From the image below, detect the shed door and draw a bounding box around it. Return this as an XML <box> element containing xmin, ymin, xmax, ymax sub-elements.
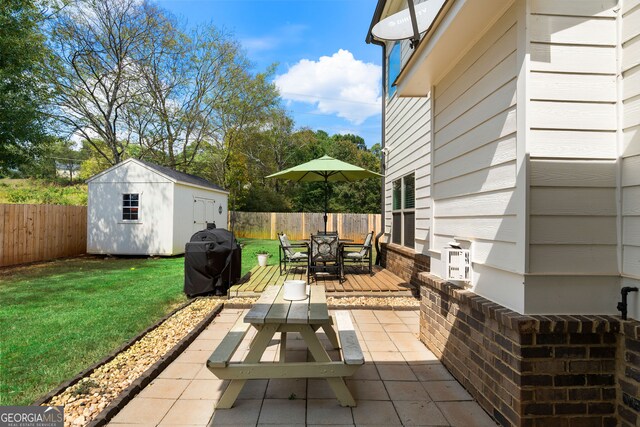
<box><xmin>193</xmin><ymin>198</ymin><xmax>216</xmax><ymax>233</ymax></box>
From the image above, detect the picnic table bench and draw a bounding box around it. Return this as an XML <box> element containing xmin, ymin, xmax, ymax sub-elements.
<box><xmin>207</xmin><ymin>284</ymin><xmax>364</xmax><ymax>408</ymax></box>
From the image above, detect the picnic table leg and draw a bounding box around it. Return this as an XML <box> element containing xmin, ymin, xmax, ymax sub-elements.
<box><xmin>279</xmin><ymin>332</ymin><xmax>287</xmax><ymax>362</ymax></box>
<box><xmin>299</xmin><ymin>325</ymin><xmax>356</xmax><ymax>407</ymax></box>
<box><xmin>216</xmin><ymin>323</ymin><xmax>278</xmax><ymax>409</ymax></box>
<box><xmin>320</xmin><ymin>321</ymin><xmax>340</xmax><ymax>349</ymax></box>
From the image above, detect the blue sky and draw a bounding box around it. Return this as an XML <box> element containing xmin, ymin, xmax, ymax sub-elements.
<box><xmin>155</xmin><ymin>0</ymin><xmax>383</xmax><ymax>147</ymax></box>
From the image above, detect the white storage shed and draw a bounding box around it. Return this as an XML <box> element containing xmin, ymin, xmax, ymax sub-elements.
<box><xmin>87</xmin><ymin>158</ymin><xmax>229</xmax><ymax>256</ymax></box>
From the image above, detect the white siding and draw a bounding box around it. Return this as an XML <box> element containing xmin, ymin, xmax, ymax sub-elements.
<box><xmin>432</xmin><ymin>5</ymin><xmax>518</xmax><ymax>276</ymax></box>
<box><xmin>622</xmin><ymin>0</ymin><xmax>640</xmax><ymax>320</ymax></box>
<box><xmin>527</xmin><ymin>0</ymin><xmax>618</xmax><ymax>279</ymax></box>
<box><xmin>384</xmin><ymin>86</ymin><xmax>431</xmax><ymax>253</ymax></box>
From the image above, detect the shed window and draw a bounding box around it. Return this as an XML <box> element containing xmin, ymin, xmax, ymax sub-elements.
<box><xmin>122</xmin><ymin>193</ymin><xmax>139</xmax><ymax>221</ymax></box>
<box><xmin>391</xmin><ymin>173</ymin><xmax>415</xmax><ymax>248</ymax></box>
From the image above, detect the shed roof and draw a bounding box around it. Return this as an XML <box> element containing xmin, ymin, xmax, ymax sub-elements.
<box><xmin>87</xmin><ymin>158</ymin><xmax>228</xmax><ymax>193</ymax></box>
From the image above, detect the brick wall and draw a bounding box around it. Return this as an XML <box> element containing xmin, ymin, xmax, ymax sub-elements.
<box><xmin>379</xmin><ymin>242</ymin><xmax>429</xmax><ymax>295</ymax></box>
<box><xmin>384</xmin><ymin>240</ymin><xmax>640</xmax><ymax>426</ymax></box>
<box><xmin>618</xmin><ymin>321</ymin><xmax>640</xmax><ymax>427</ymax></box>
<box><xmin>418</xmin><ymin>273</ymin><xmax>621</xmax><ymax>427</ymax></box>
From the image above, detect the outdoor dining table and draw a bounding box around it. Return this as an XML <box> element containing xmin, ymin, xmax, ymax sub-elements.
<box><xmin>207</xmin><ymin>284</ymin><xmax>364</xmax><ymax>409</ymax></box>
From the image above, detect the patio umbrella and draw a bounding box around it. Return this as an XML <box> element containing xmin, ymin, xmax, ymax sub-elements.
<box><xmin>266</xmin><ymin>155</ymin><xmax>383</xmax><ymax>234</ymax></box>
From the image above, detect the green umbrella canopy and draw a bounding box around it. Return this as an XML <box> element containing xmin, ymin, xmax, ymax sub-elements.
<box><xmin>266</xmin><ymin>155</ymin><xmax>382</xmax><ymax>182</ymax></box>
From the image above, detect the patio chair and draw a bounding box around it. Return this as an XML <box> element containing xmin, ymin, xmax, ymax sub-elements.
<box><xmin>341</xmin><ymin>231</ymin><xmax>374</xmax><ymax>276</ymax></box>
<box><xmin>308</xmin><ymin>233</ymin><xmax>342</xmax><ymax>282</ymax></box>
<box><xmin>277</xmin><ymin>233</ymin><xmax>309</xmax><ymax>275</ymax></box>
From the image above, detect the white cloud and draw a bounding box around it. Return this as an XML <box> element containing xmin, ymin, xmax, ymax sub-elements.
<box><xmin>274</xmin><ymin>50</ymin><xmax>382</xmax><ymax>125</ymax></box>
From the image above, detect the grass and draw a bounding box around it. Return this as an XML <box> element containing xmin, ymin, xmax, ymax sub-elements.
<box><xmin>237</xmin><ymin>238</ymin><xmax>281</xmax><ymax>272</ymax></box>
<box><xmin>0</xmin><ymin>239</ymin><xmax>276</xmax><ymax>405</ymax></box>
<box><xmin>0</xmin><ymin>256</ymin><xmax>187</xmax><ymax>405</ymax></box>
<box><xmin>0</xmin><ymin>178</ymin><xmax>88</xmax><ymax>205</ymax></box>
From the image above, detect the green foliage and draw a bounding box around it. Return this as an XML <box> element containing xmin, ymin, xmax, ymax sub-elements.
<box><xmin>0</xmin><ymin>0</ymin><xmax>52</xmax><ymax>174</ymax></box>
<box><xmin>235</xmin><ymin>128</ymin><xmax>382</xmax><ymax>214</ymax></box>
<box><xmin>0</xmin><ymin>179</ymin><xmax>87</xmax><ymax>205</ymax></box>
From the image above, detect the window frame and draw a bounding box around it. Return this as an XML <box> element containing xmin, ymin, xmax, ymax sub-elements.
<box><xmin>121</xmin><ymin>193</ymin><xmax>140</xmax><ymax>222</ymax></box>
<box><xmin>391</xmin><ymin>173</ymin><xmax>416</xmax><ymax>249</ymax></box>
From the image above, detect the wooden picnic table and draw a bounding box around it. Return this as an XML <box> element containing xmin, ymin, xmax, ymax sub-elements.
<box><xmin>207</xmin><ymin>284</ymin><xmax>364</xmax><ymax>408</ymax></box>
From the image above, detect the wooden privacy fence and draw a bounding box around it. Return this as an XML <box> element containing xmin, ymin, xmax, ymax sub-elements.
<box><xmin>229</xmin><ymin>212</ymin><xmax>381</xmax><ymax>241</ymax></box>
<box><xmin>0</xmin><ymin>204</ymin><xmax>87</xmax><ymax>267</ymax></box>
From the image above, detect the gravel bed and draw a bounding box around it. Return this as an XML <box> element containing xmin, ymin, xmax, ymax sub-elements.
<box><xmin>226</xmin><ymin>295</ymin><xmax>420</xmax><ymax>309</ymax></box>
<box><xmin>45</xmin><ymin>298</ymin><xmax>221</xmax><ymax>427</ymax></box>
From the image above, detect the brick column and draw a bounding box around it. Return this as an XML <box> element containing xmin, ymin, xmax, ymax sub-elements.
<box><xmin>618</xmin><ymin>320</ymin><xmax>640</xmax><ymax>427</ymax></box>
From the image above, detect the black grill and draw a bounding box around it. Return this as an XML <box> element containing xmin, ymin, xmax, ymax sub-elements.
<box><xmin>184</xmin><ymin>227</ymin><xmax>241</xmax><ymax>297</ymax></box>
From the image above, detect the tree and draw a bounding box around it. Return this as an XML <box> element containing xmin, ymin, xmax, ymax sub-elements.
<box><xmin>0</xmin><ymin>0</ymin><xmax>52</xmax><ymax>175</ymax></box>
<box><xmin>24</xmin><ymin>138</ymin><xmax>85</xmax><ymax>181</ymax></box>
<box><xmin>49</xmin><ymin>0</ymin><xmax>159</xmax><ymax>165</ymax></box>
<box><xmin>130</xmin><ymin>25</ymin><xmax>248</xmax><ymax>171</ymax></box>
<box><xmin>209</xmin><ymin>65</ymin><xmax>280</xmax><ymax>190</ymax></box>
<box><xmin>49</xmin><ymin>0</ymin><xmax>280</xmax><ymax>193</ymax></box>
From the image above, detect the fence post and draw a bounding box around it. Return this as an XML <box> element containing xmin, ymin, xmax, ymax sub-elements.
<box><xmin>302</xmin><ymin>213</ymin><xmax>306</xmax><ymax>239</ymax></box>
<box><xmin>270</xmin><ymin>212</ymin><xmax>276</xmax><ymax>239</ymax></box>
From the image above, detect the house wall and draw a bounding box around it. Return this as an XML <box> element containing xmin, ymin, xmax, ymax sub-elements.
<box><xmin>172</xmin><ymin>184</ymin><xmax>229</xmax><ymax>254</ymax></box>
<box><xmin>429</xmin><ymin>5</ymin><xmax>525</xmax><ymax>312</ymax></box>
<box><xmin>384</xmin><ymin>95</ymin><xmax>432</xmax><ymax>252</ymax></box>
<box><xmin>87</xmin><ymin>162</ymin><xmax>174</xmax><ymax>255</ymax></box>
<box><xmin>522</xmin><ymin>0</ymin><xmax>621</xmax><ymax>315</ymax></box>
<box><xmin>621</xmin><ymin>0</ymin><xmax>640</xmax><ymax>321</ymax></box>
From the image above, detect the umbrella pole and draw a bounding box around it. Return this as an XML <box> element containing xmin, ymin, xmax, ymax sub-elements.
<box><xmin>324</xmin><ymin>179</ymin><xmax>328</xmax><ymax>234</ymax></box>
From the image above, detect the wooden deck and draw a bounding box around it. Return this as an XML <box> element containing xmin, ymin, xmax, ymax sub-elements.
<box><xmin>229</xmin><ymin>264</ymin><xmax>412</xmax><ymax>296</ymax></box>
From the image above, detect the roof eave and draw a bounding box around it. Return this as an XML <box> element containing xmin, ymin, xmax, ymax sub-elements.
<box><xmin>173</xmin><ymin>180</ymin><xmax>230</xmax><ymax>194</ymax></box>
<box><xmin>365</xmin><ymin>0</ymin><xmax>388</xmax><ymax>44</ymax></box>
<box><xmin>395</xmin><ymin>0</ymin><xmax>514</xmax><ymax>97</ymax></box>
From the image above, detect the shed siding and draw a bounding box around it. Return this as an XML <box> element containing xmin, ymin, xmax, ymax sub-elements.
<box><xmin>87</xmin><ymin>173</ymin><xmax>174</xmax><ymax>256</ymax></box>
<box><xmin>172</xmin><ymin>184</ymin><xmax>229</xmax><ymax>254</ymax></box>
<box><xmin>431</xmin><ymin>5</ymin><xmax>518</xmax><ymax>275</ymax></box>
<box><xmin>527</xmin><ymin>0</ymin><xmax>618</xmax><ymax>276</ymax></box>
<box><xmin>622</xmin><ymin>0</ymin><xmax>640</xmax><ymax>319</ymax></box>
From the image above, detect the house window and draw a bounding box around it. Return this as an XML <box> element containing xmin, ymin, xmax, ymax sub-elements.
<box><xmin>122</xmin><ymin>193</ymin><xmax>139</xmax><ymax>221</ymax></box>
<box><xmin>387</xmin><ymin>43</ymin><xmax>400</xmax><ymax>98</ymax></box>
<box><xmin>392</xmin><ymin>173</ymin><xmax>415</xmax><ymax>248</ymax></box>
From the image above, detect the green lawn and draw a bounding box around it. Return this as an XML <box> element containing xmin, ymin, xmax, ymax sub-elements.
<box><xmin>0</xmin><ymin>238</ymin><xmax>275</xmax><ymax>405</ymax></box>
<box><xmin>238</xmin><ymin>238</ymin><xmax>280</xmax><ymax>271</ymax></box>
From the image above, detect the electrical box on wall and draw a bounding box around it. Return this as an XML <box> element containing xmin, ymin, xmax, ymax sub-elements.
<box><xmin>444</xmin><ymin>247</ymin><xmax>471</xmax><ymax>281</ymax></box>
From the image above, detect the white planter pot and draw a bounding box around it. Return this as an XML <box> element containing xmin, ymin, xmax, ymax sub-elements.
<box><xmin>257</xmin><ymin>254</ymin><xmax>269</xmax><ymax>267</ymax></box>
<box><xmin>283</xmin><ymin>280</ymin><xmax>307</xmax><ymax>301</ymax></box>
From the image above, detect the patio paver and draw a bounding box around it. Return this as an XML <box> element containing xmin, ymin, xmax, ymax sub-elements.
<box><xmin>107</xmin><ymin>307</ymin><xmax>497</xmax><ymax>427</ymax></box>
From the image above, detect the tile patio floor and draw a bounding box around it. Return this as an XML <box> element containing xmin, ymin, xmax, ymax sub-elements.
<box><xmin>108</xmin><ymin>308</ymin><xmax>497</xmax><ymax>426</ymax></box>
